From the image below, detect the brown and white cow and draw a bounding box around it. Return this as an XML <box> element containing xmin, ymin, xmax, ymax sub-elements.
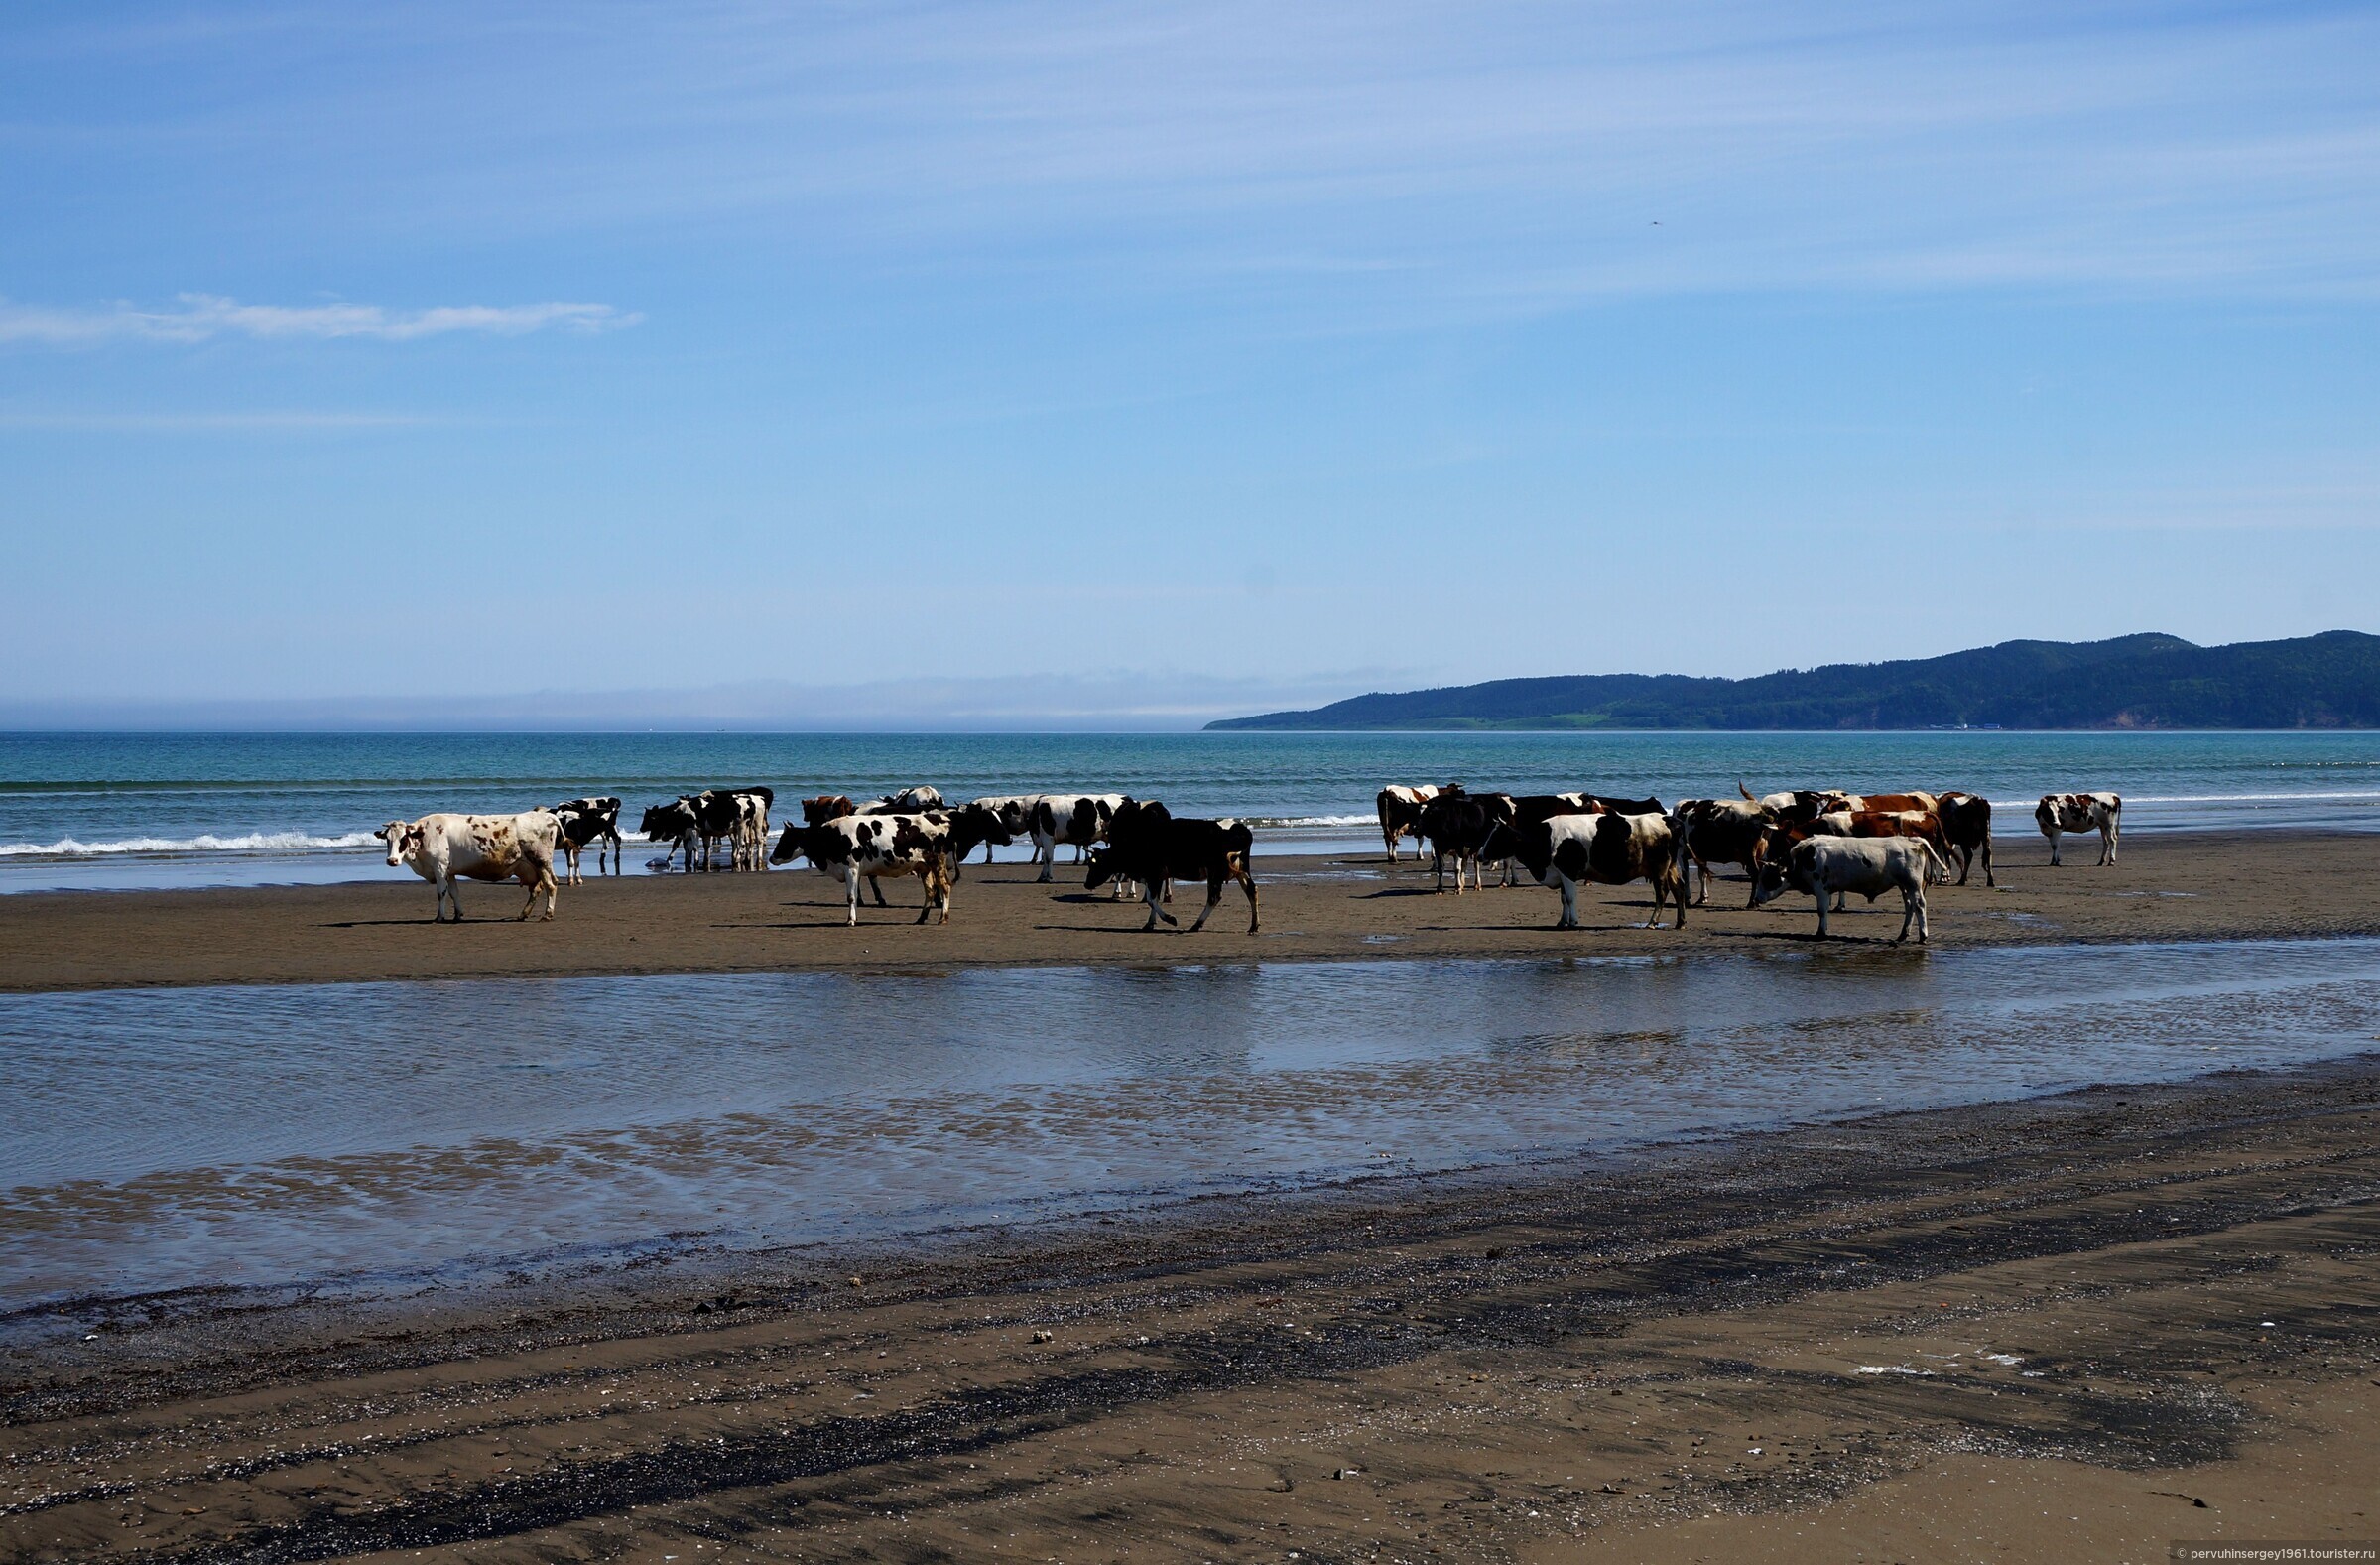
<box><xmin>1482</xmin><ymin>812</ymin><xmax>1685</xmax><ymax>930</ymax></box>
<box><xmin>2038</xmin><ymin>792</ymin><xmax>2121</xmax><ymax>865</ymax></box>
<box><xmin>375</xmin><ymin>811</ymin><xmax>562</xmax><ymax>922</ymax></box>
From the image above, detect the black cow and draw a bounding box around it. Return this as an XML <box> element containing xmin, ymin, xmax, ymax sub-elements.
<box><xmin>1417</xmin><ymin>793</ymin><xmax>1500</xmax><ymax>893</ymax></box>
<box><xmin>1936</xmin><ymin>790</ymin><xmax>1995</xmax><ymax>886</ymax></box>
<box><xmin>1084</xmin><ymin>800</ymin><xmax>1259</xmax><ymax>933</ymax></box>
<box><xmin>547</xmin><ymin>795</ymin><xmax>622</xmax><ymax>883</ymax></box>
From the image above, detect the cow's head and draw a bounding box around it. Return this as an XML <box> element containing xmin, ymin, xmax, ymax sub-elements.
<box><xmin>1750</xmin><ymin>841</ymin><xmax>1816</xmax><ymax>905</ymax></box>
<box><xmin>1083</xmin><ymin>845</ymin><xmax>1118</xmax><ymax>892</ymax></box>
<box><xmin>770</xmin><ymin>820</ymin><xmax>806</xmax><ymax>865</ymax></box>
<box><xmin>803</xmin><ymin>794</ymin><xmax>855</xmax><ymax>826</ymax></box>
<box><xmin>374</xmin><ymin>819</ymin><xmax>424</xmax><ymax>866</ymax></box>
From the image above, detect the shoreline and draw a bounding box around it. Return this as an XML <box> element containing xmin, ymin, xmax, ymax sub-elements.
<box><xmin>3</xmin><ymin>826</ymin><xmax>2376</xmax><ymax>993</ymax></box>
<box><xmin>5</xmin><ymin>1057</ymin><xmax>2374</xmax><ymax>1560</ymax></box>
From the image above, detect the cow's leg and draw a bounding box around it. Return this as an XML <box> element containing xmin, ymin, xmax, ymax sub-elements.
<box><xmin>2045</xmin><ymin>826</ymin><xmax>2063</xmax><ymax>866</ymax></box>
<box><xmin>845</xmin><ymin>866</ymin><xmax>863</xmax><ymax>926</ymax></box>
<box><xmin>1188</xmin><ymin>871</ymin><xmax>1225</xmax><ymax>932</ymax></box>
<box><xmin>1914</xmin><ymin>882</ymin><xmax>1929</xmax><ymax>942</ymax></box>
<box><xmin>1035</xmin><ymin>835</ymin><xmax>1056</xmax><ymax>884</ymax></box>
<box><xmin>438</xmin><ymin>871</ymin><xmax>462</xmax><ymax>922</ymax></box>
<box><xmin>1813</xmin><ymin>890</ymin><xmax>1829</xmax><ymax>940</ymax></box>
<box><xmin>1144</xmin><ymin>878</ymin><xmax>1176</xmax><ymax>930</ymax></box>
<box><xmin>1238</xmin><ymin>863</ymin><xmax>1260</xmax><ymax>933</ymax></box>
<box><xmin>2101</xmin><ymin>820</ymin><xmax>2117</xmax><ymax>866</ymax></box>
<box><xmin>1557</xmin><ymin>877</ymin><xmax>1578</xmax><ymax>930</ymax></box>
<box><xmin>1980</xmin><ymin>833</ymin><xmax>1995</xmax><ymax>887</ymax></box>
<box><xmin>1663</xmin><ymin>863</ymin><xmax>1686</xmax><ymax>929</ymax></box>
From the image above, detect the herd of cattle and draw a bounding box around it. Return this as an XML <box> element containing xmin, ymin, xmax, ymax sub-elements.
<box><xmin>371</xmin><ymin>779</ymin><xmax>2123</xmax><ymax>943</ymax></box>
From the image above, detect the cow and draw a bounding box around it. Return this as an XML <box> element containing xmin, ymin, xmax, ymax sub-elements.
<box><xmin>731</xmin><ymin>792</ymin><xmax>771</xmax><ymax>871</ymax></box>
<box><xmin>769</xmin><ymin>808</ymin><xmax>977</xmax><ymax>925</ymax></box>
<box><xmin>375</xmin><ymin>811</ymin><xmax>562</xmax><ymax>922</ymax></box>
<box><xmin>1030</xmin><ymin>794</ymin><xmax>1127</xmax><ymax>882</ymax></box>
<box><xmin>963</xmin><ymin>796</ymin><xmax>1040</xmax><ymax>864</ymax></box>
<box><xmin>1753</xmin><ymin>835</ymin><xmax>1942</xmax><ymax>943</ymax></box>
<box><xmin>1084</xmin><ymin>799</ymin><xmax>1259</xmax><ymax>933</ymax></box>
<box><xmin>1823</xmin><ymin>791</ymin><xmax>1940</xmax><ymax>818</ymax></box>
<box><xmin>1739</xmin><ymin>784</ymin><xmax>1838</xmax><ymax>826</ymax></box>
<box><xmin>1416</xmin><ymin>793</ymin><xmax>1501</xmax><ymax>893</ymax></box>
<box><xmin>1481</xmin><ymin>811</ymin><xmax>1685</xmax><ymax>931</ymax></box>
<box><xmin>1840</xmin><ymin>808</ymin><xmax>1955</xmax><ymax>881</ymax></box>
<box><xmin>2038</xmin><ymin>792</ymin><xmax>2121</xmax><ymax>865</ymax></box>
<box><xmin>547</xmin><ymin>795</ymin><xmax>622</xmax><ymax>883</ymax></box>
<box><xmin>1936</xmin><ymin>790</ymin><xmax>1995</xmax><ymax>886</ymax></box>
<box><xmin>1376</xmin><ymin>784</ymin><xmax>1456</xmax><ymax>862</ymax></box>
<box><xmin>638</xmin><ymin>799</ymin><xmax>702</xmax><ymax>872</ymax></box>
<box><xmin>801</xmin><ymin>794</ymin><xmax>856</xmax><ymax>826</ymax></box>
<box><xmin>867</xmin><ymin>786</ymin><xmax>943</xmax><ymax>813</ymax></box>
<box><xmin>1670</xmin><ymin>797</ymin><xmax>1779</xmax><ymax>907</ymax></box>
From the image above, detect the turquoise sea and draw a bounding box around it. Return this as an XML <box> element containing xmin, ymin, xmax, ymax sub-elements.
<box><xmin>3</xmin><ymin>729</ymin><xmax>2378</xmax><ymax>891</ymax></box>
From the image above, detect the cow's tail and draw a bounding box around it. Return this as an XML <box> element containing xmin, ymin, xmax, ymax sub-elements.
<box><xmin>1736</xmin><ymin>780</ymin><xmax>1756</xmax><ymax>802</ymax></box>
<box><xmin>1920</xmin><ymin>839</ymin><xmax>1948</xmax><ymax>886</ymax></box>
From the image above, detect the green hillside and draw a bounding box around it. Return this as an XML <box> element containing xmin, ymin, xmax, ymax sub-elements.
<box><xmin>1207</xmin><ymin>632</ymin><xmax>2380</xmax><ymax>730</ymax></box>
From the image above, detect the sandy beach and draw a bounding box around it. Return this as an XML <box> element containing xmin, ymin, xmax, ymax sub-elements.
<box><xmin>1</xmin><ymin>1058</ymin><xmax>2373</xmax><ymax>1562</ymax></box>
<box><xmin>4</xmin><ymin>827</ymin><xmax>2377</xmax><ymax>993</ymax></box>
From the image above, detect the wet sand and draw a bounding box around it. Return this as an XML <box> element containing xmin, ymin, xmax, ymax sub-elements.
<box><xmin>4</xmin><ymin>827</ymin><xmax>2377</xmax><ymax>993</ymax></box>
<box><xmin>1</xmin><ymin>1059</ymin><xmax>2374</xmax><ymax>1562</ymax></box>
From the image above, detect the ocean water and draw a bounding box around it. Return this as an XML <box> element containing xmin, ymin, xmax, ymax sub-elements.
<box><xmin>3</xmin><ymin>729</ymin><xmax>2378</xmax><ymax>891</ymax></box>
<box><xmin>4</xmin><ymin>938</ymin><xmax>2376</xmax><ymax>1310</ymax></box>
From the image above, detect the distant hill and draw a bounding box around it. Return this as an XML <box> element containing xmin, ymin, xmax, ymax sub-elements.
<box><xmin>1207</xmin><ymin>631</ymin><xmax>2380</xmax><ymax>730</ymax></box>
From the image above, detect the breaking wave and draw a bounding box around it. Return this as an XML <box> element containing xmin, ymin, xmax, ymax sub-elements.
<box><xmin>0</xmin><ymin>831</ymin><xmax>382</xmax><ymax>859</ymax></box>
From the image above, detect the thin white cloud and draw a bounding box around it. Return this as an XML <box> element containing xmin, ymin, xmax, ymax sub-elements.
<box><xmin>0</xmin><ymin>294</ymin><xmax>639</xmax><ymax>346</ymax></box>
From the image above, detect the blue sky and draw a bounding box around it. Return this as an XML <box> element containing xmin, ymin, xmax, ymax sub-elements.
<box><xmin>3</xmin><ymin>2</ymin><xmax>2377</xmax><ymax>725</ymax></box>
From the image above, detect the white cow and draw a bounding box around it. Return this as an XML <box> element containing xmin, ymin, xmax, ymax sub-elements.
<box><xmin>2037</xmin><ymin>792</ymin><xmax>2121</xmax><ymax>865</ymax></box>
<box><xmin>375</xmin><ymin>811</ymin><xmax>562</xmax><ymax>922</ymax></box>
<box><xmin>1752</xmin><ymin>836</ymin><xmax>1941</xmax><ymax>943</ymax></box>
<box><xmin>1486</xmin><ymin>811</ymin><xmax>1685</xmax><ymax>930</ymax></box>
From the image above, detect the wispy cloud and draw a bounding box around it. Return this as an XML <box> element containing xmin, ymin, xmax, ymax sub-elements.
<box><xmin>0</xmin><ymin>294</ymin><xmax>639</xmax><ymax>346</ymax></box>
<box><xmin>0</xmin><ymin>408</ymin><xmax>453</xmax><ymax>431</ymax></box>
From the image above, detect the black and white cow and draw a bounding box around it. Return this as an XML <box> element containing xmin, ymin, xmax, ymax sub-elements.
<box><xmin>546</xmin><ymin>795</ymin><xmax>622</xmax><ymax>883</ymax></box>
<box><xmin>1417</xmin><ymin>793</ymin><xmax>1501</xmax><ymax>893</ymax></box>
<box><xmin>963</xmin><ymin>796</ymin><xmax>1040</xmax><ymax>864</ymax></box>
<box><xmin>1376</xmin><ymin>784</ymin><xmax>1452</xmax><ymax>862</ymax></box>
<box><xmin>375</xmin><ymin>811</ymin><xmax>562</xmax><ymax>922</ymax></box>
<box><xmin>769</xmin><ymin>805</ymin><xmax>1005</xmax><ymax>921</ymax></box>
<box><xmin>638</xmin><ymin>799</ymin><xmax>702</xmax><ymax>872</ymax></box>
<box><xmin>866</xmin><ymin>786</ymin><xmax>943</xmax><ymax>813</ymax></box>
<box><xmin>1084</xmin><ymin>800</ymin><xmax>1259</xmax><ymax>933</ymax></box>
<box><xmin>1481</xmin><ymin>812</ymin><xmax>1685</xmax><ymax>931</ymax></box>
<box><xmin>1029</xmin><ymin>794</ymin><xmax>1127</xmax><ymax>882</ymax></box>
<box><xmin>2037</xmin><ymin>792</ymin><xmax>2120</xmax><ymax>866</ymax></box>
<box><xmin>1753</xmin><ymin>835</ymin><xmax>1942</xmax><ymax>943</ymax></box>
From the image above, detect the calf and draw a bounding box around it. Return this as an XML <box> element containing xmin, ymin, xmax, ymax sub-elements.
<box><xmin>375</xmin><ymin>811</ymin><xmax>561</xmax><ymax>922</ymax></box>
<box><xmin>1670</xmin><ymin>797</ymin><xmax>1778</xmax><ymax>907</ymax></box>
<box><xmin>547</xmin><ymin>795</ymin><xmax>622</xmax><ymax>883</ymax></box>
<box><xmin>2038</xmin><ymin>792</ymin><xmax>2121</xmax><ymax>865</ymax></box>
<box><xmin>1482</xmin><ymin>812</ymin><xmax>1685</xmax><ymax>930</ymax></box>
<box><xmin>1936</xmin><ymin>790</ymin><xmax>1995</xmax><ymax>886</ymax></box>
<box><xmin>1417</xmin><ymin>794</ymin><xmax>1501</xmax><ymax>893</ymax></box>
<box><xmin>1753</xmin><ymin>836</ymin><xmax>1941</xmax><ymax>942</ymax></box>
<box><xmin>1030</xmin><ymin>794</ymin><xmax>1127</xmax><ymax>882</ymax></box>
<box><xmin>1085</xmin><ymin>799</ymin><xmax>1259</xmax><ymax>933</ymax></box>
<box><xmin>1376</xmin><ymin>784</ymin><xmax>1455</xmax><ymax>862</ymax></box>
